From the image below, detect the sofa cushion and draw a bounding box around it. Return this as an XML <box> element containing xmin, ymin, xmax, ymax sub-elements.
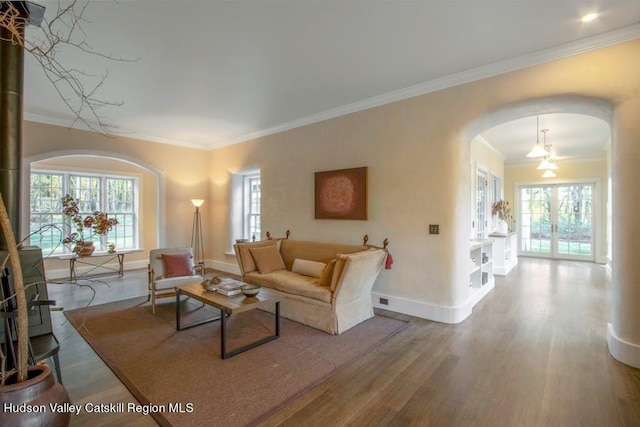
<box><xmin>319</xmin><ymin>258</ymin><xmax>336</xmax><ymax>287</ymax></box>
<box><xmin>292</xmin><ymin>258</ymin><xmax>326</xmax><ymax>278</ymax></box>
<box><xmin>250</xmin><ymin>245</ymin><xmax>286</xmax><ymax>274</ymax></box>
<box><xmin>245</xmin><ymin>270</ymin><xmax>332</xmax><ymax>303</ymax></box>
<box><xmin>330</xmin><ymin>258</ymin><xmax>347</xmax><ymax>292</ymax></box>
<box><xmin>237</xmin><ymin>240</ymin><xmax>279</xmax><ymax>274</ymax></box>
<box><xmin>279</xmin><ymin>239</ymin><xmax>367</xmax><ymax>271</ymax></box>
<box><xmin>161</xmin><ymin>253</ymin><xmax>194</xmax><ymax>278</ymax></box>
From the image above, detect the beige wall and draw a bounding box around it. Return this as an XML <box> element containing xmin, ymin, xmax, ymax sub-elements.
<box><xmin>471</xmin><ymin>139</ymin><xmax>505</xmax><ymax>181</ymax></box>
<box><xmin>20</xmin><ymin>39</ymin><xmax>640</xmax><ymax>322</ymax></box>
<box><xmin>504</xmin><ymin>159</ymin><xmax>608</xmax><ymax>262</ymax></box>
<box><xmin>207</xmin><ymin>39</ymin><xmax>640</xmax><ymax>320</ymax></box>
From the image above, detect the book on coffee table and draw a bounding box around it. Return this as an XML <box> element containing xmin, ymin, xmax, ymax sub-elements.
<box><xmin>216</xmin><ymin>280</ymin><xmax>244</xmax><ymax>296</ymax></box>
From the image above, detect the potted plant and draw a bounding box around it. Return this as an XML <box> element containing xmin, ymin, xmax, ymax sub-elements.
<box><xmin>492</xmin><ymin>200</ymin><xmax>512</xmax><ymax>233</ymax></box>
<box><xmin>61</xmin><ymin>194</ymin><xmax>118</xmax><ymax>256</ymax></box>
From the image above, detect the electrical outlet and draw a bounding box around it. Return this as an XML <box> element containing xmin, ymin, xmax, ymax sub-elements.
<box><xmin>429</xmin><ymin>224</ymin><xmax>440</xmax><ymax>234</ymax></box>
<box><xmin>379</xmin><ymin>297</ymin><xmax>389</xmax><ymax>305</ymax></box>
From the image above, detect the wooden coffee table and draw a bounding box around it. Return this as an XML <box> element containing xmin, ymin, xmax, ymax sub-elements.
<box><xmin>175</xmin><ymin>282</ymin><xmax>281</xmax><ymax>359</ymax></box>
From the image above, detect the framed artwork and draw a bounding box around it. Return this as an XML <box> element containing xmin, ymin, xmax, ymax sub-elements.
<box><xmin>315</xmin><ymin>167</ymin><xmax>367</xmax><ymax>220</ymax></box>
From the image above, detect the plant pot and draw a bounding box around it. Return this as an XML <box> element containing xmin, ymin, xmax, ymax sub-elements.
<box><xmin>0</xmin><ymin>365</ymin><xmax>71</xmax><ymax>427</ymax></box>
<box><xmin>498</xmin><ymin>220</ymin><xmax>509</xmax><ymax>234</ymax></box>
<box><xmin>73</xmin><ymin>241</ymin><xmax>95</xmax><ymax>257</ymax></box>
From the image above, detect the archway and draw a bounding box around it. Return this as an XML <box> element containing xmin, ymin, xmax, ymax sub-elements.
<box><xmin>22</xmin><ymin>150</ymin><xmax>166</xmax><ymax>249</ymax></box>
<box><xmin>467</xmin><ymin>98</ymin><xmax>612</xmax><ymax>265</ymax></box>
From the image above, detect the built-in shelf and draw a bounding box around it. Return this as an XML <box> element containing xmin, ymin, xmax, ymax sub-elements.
<box><xmin>488</xmin><ymin>232</ymin><xmax>518</xmax><ymax>276</ymax></box>
<box><xmin>469</xmin><ymin>239</ymin><xmax>494</xmax><ymax>289</ymax></box>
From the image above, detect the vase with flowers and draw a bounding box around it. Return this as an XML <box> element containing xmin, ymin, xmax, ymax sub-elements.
<box><xmin>491</xmin><ymin>200</ymin><xmax>512</xmax><ymax>234</ymax></box>
<box><xmin>61</xmin><ymin>194</ymin><xmax>118</xmax><ymax>256</ymax></box>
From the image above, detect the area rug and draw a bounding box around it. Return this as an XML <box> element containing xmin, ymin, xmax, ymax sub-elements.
<box><xmin>64</xmin><ymin>297</ymin><xmax>407</xmax><ymax>426</ymax></box>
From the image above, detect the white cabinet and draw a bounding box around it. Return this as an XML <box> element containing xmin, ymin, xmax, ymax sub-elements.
<box><xmin>489</xmin><ymin>232</ymin><xmax>518</xmax><ymax>276</ymax></box>
<box><xmin>470</xmin><ymin>240</ymin><xmax>494</xmax><ymax>288</ymax></box>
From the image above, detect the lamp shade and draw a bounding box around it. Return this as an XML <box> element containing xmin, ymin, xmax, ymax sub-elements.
<box><xmin>527</xmin><ymin>144</ymin><xmax>549</xmax><ymax>158</ymax></box>
<box><xmin>191</xmin><ymin>199</ymin><xmax>204</xmax><ymax>208</ymax></box>
<box><xmin>542</xmin><ymin>169</ymin><xmax>556</xmax><ymax>178</ymax></box>
<box><xmin>537</xmin><ymin>159</ymin><xmax>553</xmax><ymax>170</ymax></box>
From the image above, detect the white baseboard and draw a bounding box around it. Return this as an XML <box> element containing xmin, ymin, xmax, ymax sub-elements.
<box><xmin>208</xmin><ymin>260</ymin><xmax>241</xmax><ymax>276</ymax></box>
<box><xmin>47</xmin><ymin>258</ymin><xmax>239</xmax><ymax>281</ymax></box>
<box><xmin>607</xmin><ymin>323</ymin><xmax>640</xmax><ymax>369</ymax></box>
<box><xmin>372</xmin><ymin>280</ymin><xmax>494</xmax><ymax>324</ymax></box>
<box><xmin>46</xmin><ymin>260</ymin><xmax>148</xmax><ymax>281</ymax></box>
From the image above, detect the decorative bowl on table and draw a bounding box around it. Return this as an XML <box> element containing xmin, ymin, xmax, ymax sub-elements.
<box><xmin>241</xmin><ymin>284</ymin><xmax>261</xmax><ymax>297</ymax></box>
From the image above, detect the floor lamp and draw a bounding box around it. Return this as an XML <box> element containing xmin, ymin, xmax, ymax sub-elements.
<box><xmin>191</xmin><ymin>199</ymin><xmax>205</xmax><ymax>272</ymax></box>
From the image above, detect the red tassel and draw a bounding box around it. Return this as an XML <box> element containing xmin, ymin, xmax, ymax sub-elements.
<box><xmin>385</xmin><ymin>252</ymin><xmax>394</xmax><ymax>269</ymax></box>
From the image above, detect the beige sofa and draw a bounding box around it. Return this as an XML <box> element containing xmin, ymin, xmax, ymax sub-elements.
<box><xmin>234</xmin><ymin>238</ymin><xmax>386</xmax><ymax>334</ymax></box>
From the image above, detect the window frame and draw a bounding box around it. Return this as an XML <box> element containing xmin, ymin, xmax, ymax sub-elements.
<box><xmin>29</xmin><ymin>168</ymin><xmax>140</xmax><ymax>254</ymax></box>
<box><xmin>243</xmin><ymin>174</ymin><xmax>261</xmax><ymax>241</ymax></box>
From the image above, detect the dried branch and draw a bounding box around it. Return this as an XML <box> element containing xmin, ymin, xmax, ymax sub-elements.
<box><xmin>1</xmin><ymin>0</ymin><xmax>138</xmax><ymax>134</ymax></box>
<box><xmin>0</xmin><ymin>2</ymin><xmax>24</xmax><ymax>44</ymax></box>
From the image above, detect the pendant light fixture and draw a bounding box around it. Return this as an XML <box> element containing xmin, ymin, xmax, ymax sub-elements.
<box><xmin>526</xmin><ymin>115</ymin><xmax>550</xmax><ymax>158</ymax></box>
<box><xmin>542</xmin><ymin>169</ymin><xmax>556</xmax><ymax>178</ymax></box>
<box><xmin>536</xmin><ymin>129</ymin><xmax>559</xmax><ymax>170</ymax></box>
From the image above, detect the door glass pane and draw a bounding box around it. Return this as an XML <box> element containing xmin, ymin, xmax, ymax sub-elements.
<box><xmin>520</xmin><ymin>186</ymin><xmax>552</xmax><ymax>254</ymax></box>
<box><xmin>557</xmin><ymin>185</ymin><xmax>593</xmax><ymax>256</ymax></box>
<box><xmin>476</xmin><ymin>171</ymin><xmax>487</xmax><ymax>239</ymax></box>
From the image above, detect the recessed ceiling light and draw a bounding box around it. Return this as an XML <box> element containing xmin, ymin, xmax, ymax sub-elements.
<box><xmin>581</xmin><ymin>13</ymin><xmax>598</xmax><ymax>23</ymax></box>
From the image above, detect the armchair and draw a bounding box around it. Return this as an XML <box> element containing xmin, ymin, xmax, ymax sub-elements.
<box><xmin>148</xmin><ymin>247</ymin><xmax>203</xmax><ymax>314</ymax></box>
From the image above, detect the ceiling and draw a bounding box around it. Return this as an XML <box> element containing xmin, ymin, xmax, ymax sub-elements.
<box><xmin>22</xmin><ymin>1</ymin><xmax>640</xmax><ymax>157</ymax></box>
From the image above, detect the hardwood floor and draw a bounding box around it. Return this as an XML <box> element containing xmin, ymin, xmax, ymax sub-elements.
<box><xmin>46</xmin><ymin>258</ymin><xmax>640</xmax><ymax>426</ymax></box>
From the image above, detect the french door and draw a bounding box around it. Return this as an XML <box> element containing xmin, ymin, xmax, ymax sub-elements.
<box><xmin>519</xmin><ymin>183</ymin><xmax>595</xmax><ymax>261</ymax></box>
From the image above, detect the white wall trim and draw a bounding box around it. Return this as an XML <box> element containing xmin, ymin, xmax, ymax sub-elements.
<box><xmin>47</xmin><ymin>257</ymin><xmax>240</xmax><ymax>281</ymax></box>
<box><xmin>475</xmin><ymin>135</ymin><xmax>507</xmax><ymax>161</ymax></box>
<box><xmin>23</xmin><ymin>116</ymin><xmax>208</xmax><ymax>151</ymax></box>
<box><xmin>46</xmin><ymin>260</ymin><xmax>148</xmax><ymax>281</ymax></box>
<box><xmin>607</xmin><ymin>323</ymin><xmax>640</xmax><ymax>369</ymax></box>
<box><xmin>605</xmin><ymin>258</ymin><xmax>612</xmax><ymax>283</ymax></box>
<box><xmin>372</xmin><ymin>281</ymin><xmax>494</xmax><ymax>324</ymax></box>
<box><xmin>209</xmin><ymin>259</ymin><xmax>241</xmax><ymax>276</ymax></box>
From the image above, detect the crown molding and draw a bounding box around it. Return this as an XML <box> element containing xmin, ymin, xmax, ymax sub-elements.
<box><xmin>211</xmin><ymin>23</ymin><xmax>640</xmax><ymax>150</ymax></box>
<box><xmin>23</xmin><ymin>113</ymin><xmax>209</xmax><ymax>151</ymax></box>
<box><xmin>474</xmin><ymin>135</ymin><xmax>507</xmax><ymax>161</ymax></box>
<box><xmin>505</xmin><ymin>156</ymin><xmax>607</xmax><ymax>168</ymax></box>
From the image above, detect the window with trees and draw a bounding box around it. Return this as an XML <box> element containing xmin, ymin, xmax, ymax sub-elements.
<box><xmin>244</xmin><ymin>175</ymin><xmax>261</xmax><ymax>241</ymax></box>
<box><xmin>30</xmin><ymin>170</ymin><xmax>138</xmax><ymax>254</ymax></box>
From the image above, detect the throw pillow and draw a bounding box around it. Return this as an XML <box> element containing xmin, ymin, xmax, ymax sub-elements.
<box><xmin>249</xmin><ymin>245</ymin><xmax>286</xmax><ymax>274</ymax></box>
<box><xmin>237</xmin><ymin>240</ymin><xmax>279</xmax><ymax>273</ymax></box>
<box><xmin>161</xmin><ymin>253</ymin><xmax>194</xmax><ymax>278</ymax></box>
<box><xmin>292</xmin><ymin>258</ymin><xmax>326</xmax><ymax>278</ymax></box>
<box><xmin>319</xmin><ymin>259</ymin><xmax>336</xmax><ymax>287</ymax></box>
<box><xmin>330</xmin><ymin>257</ymin><xmax>347</xmax><ymax>292</ymax></box>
